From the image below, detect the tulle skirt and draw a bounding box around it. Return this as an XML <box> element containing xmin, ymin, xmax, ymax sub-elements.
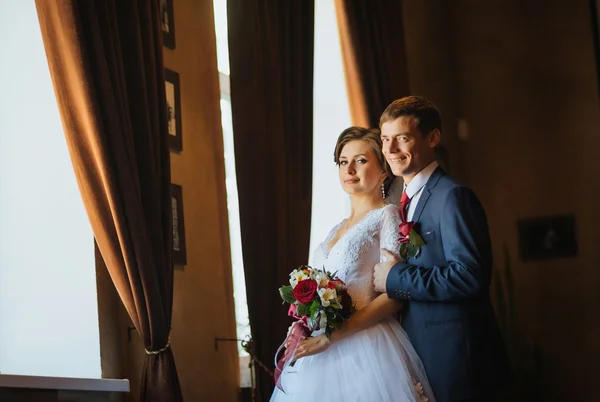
<box><xmin>270</xmin><ymin>318</ymin><xmax>436</xmax><ymax>402</ymax></box>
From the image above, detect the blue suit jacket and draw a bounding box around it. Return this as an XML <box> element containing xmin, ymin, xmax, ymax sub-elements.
<box><xmin>387</xmin><ymin>168</ymin><xmax>509</xmax><ymax>402</ymax></box>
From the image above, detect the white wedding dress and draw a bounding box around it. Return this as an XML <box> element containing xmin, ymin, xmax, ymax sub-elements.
<box><xmin>270</xmin><ymin>204</ymin><xmax>435</xmax><ymax>402</ymax></box>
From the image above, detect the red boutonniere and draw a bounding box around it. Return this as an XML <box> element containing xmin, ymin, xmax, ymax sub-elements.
<box><xmin>398</xmin><ymin>221</ymin><xmax>425</xmax><ymax>259</ymax></box>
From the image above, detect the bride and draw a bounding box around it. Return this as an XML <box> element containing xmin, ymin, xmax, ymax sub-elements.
<box><xmin>270</xmin><ymin>127</ymin><xmax>435</xmax><ymax>402</ymax></box>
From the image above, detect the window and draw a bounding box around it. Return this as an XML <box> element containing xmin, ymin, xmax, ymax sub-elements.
<box><xmin>0</xmin><ymin>2</ymin><xmax>100</xmax><ymax>378</ymax></box>
<box><xmin>210</xmin><ymin>0</ymin><xmax>351</xmax><ymax>387</ymax></box>
<box><xmin>212</xmin><ymin>0</ymin><xmax>253</xmax><ymax>388</ymax></box>
<box><xmin>309</xmin><ymin>0</ymin><xmax>352</xmax><ymax>261</ymax></box>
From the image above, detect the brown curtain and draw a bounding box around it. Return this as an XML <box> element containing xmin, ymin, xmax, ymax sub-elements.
<box><xmin>335</xmin><ymin>0</ymin><xmax>410</xmax><ymax>128</ymax></box>
<box><xmin>34</xmin><ymin>1</ymin><xmax>182</xmax><ymax>401</ymax></box>
<box><xmin>227</xmin><ymin>1</ymin><xmax>315</xmax><ymax>400</ymax></box>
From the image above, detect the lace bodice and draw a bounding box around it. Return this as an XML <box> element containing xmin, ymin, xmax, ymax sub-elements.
<box><xmin>311</xmin><ymin>204</ymin><xmax>402</xmax><ymax>310</ymax></box>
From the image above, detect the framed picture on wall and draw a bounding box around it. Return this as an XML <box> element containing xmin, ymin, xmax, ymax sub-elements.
<box><xmin>171</xmin><ymin>183</ymin><xmax>187</xmax><ymax>266</ymax></box>
<box><xmin>161</xmin><ymin>0</ymin><xmax>176</xmax><ymax>49</ymax></box>
<box><xmin>165</xmin><ymin>68</ymin><xmax>182</xmax><ymax>152</ymax></box>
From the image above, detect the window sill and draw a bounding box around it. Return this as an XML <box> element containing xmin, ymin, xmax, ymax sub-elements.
<box><xmin>0</xmin><ymin>374</ymin><xmax>129</xmax><ymax>393</ymax></box>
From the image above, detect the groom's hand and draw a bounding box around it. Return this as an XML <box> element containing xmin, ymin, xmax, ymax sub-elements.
<box><xmin>373</xmin><ymin>249</ymin><xmax>400</xmax><ymax>292</ymax></box>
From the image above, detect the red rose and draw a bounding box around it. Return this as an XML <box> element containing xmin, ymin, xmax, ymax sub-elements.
<box><xmin>293</xmin><ymin>279</ymin><xmax>318</xmax><ymax>304</ymax></box>
<box><xmin>399</xmin><ymin>221</ymin><xmax>415</xmax><ymax>238</ymax></box>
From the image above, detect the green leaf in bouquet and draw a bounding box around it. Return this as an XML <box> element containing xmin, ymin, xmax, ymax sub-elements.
<box><xmin>310</xmin><ymin>306</ymin><xmax>320</xmax><ymax>321</ymax></box>
<box><xmin>278</xmin><ymin>285</ymin><xmax>296</xmax><ymax>304</ymax></box>
<box><xmin>325</xmin><ymin>310</ymin><xmax>339</xmax><ymax>327</ymax></box>
<box><xmin>309</xmin><ymin>300</ymin><xmax>320</xmax><ymax>317</ymax></box>
<box><xmin>325</xmin><ymin>326</ymin><xmax>332</xmax><ymax>340</ymax></box>
<box><xmin>307</xmin><ymin>315</ymin><xmax>318</xmax><ymax>330</ymax></box>
<box><xmin>296</xmin><ymin>303</ymin><xmax>310</xmax><ymax>317</ymax></box>
<box><xmin>329</xmin><ymin>299</ymin><xmax>342</xmax><ymax>310</ymax></box>
<box><xmin>308</xmin><ymin>307</ymin><xmax>320</xmax><ymax>330</ymax></box>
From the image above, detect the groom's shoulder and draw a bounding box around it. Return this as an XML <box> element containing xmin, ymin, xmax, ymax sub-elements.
<box><xmin>431</xmin><ymin>172</ymin><xmax>487</xmax><ymax>215</ymax></box>
<box><xmin>431</xmin><ymin>170</ymin><xmax>462</xmax><ymax>192</ymax></box>
<box><xmin>432</xmin><ymin>171</ymin><xmax>480</xmax><ymax>199</ymax></box>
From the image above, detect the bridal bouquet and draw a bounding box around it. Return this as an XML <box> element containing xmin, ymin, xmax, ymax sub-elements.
<box><xmin>279</xmin><ymin>265</ymin><xmax>354</xmax><ymax>338</ymax></box>
<box><xmin>274</xmin><ymin>265</ymin><xmax>354</xmax><ymax>390</ymax></box>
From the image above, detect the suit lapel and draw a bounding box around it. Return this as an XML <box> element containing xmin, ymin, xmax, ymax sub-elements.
<box><xmin>412</xmin><ymin>167</ymin><xmax>445</xmax><ymax>223</ymax></box>
<box><xmin>412</xmin><ymin>189</ymin><xmax>432</xmax><ymax>223</ymax></box>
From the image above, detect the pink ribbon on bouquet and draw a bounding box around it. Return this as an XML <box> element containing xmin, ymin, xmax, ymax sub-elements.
<box><xmin>273</xmin><ymin>305</ymin><xmax>311</xmax><ymax>392</ymax></box>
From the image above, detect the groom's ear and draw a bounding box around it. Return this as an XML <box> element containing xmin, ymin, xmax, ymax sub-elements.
<box><xmin>428</xmin><ymin>129</ymin><xmax>441</xmax><ymax>149</ymax></box>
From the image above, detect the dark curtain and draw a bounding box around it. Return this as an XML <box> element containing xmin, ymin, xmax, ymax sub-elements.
<box><xmin>337</xmin><ymin>0</ymin><xmax>410</xmax><ymax>127</ymax></box>
<box><xmin>227</xmin><ymin>1</ymin><xmax>315</xmax><ymax>400</ymax></box>
<box><xmin>34</xmin><ymin>1</ymin><xmax>182</xmax><ymax>401</ymax></box>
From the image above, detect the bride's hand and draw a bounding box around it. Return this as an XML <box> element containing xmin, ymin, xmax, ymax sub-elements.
<box><xmin>294</xmin><ymin>334</ymin><xmax>331</xmax><ymax>360</ymax></box>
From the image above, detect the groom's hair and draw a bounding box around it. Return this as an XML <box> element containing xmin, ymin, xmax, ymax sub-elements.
<box><xmin>379</xmin><ymin>96</ymin><xmax>442</xmax><ymax>137</ymax></box>
<box><xmin>334</xmin><ymin>126</ymin><xmax>393</xmax><ymax>189</ymax></box>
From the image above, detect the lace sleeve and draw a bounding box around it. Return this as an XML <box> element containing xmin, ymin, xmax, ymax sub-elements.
<box><xmin>379</xmin><ymin>205</ymin><xmax>402</xmax><ymax>262</ymax></box>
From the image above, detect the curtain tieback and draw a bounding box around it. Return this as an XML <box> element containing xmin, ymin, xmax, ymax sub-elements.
<box><xmin>145</xmin><ymin>336</ymin><xmax>171</xmax><ymax>355</ymax></box>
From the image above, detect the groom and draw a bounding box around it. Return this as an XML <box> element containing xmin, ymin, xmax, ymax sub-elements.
<box><xmin>373</xmin><ymin>96</ymin><xmax>509</xmax><ymax>402</ymax></box>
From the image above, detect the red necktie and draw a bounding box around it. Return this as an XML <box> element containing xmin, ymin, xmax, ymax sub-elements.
<box><xmin>400</xmin><ymin>191</ymin><xmax>411</xmax><ymax>222</ymax></box>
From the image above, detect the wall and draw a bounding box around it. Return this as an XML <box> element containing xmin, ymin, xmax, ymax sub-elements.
<box><xmin>403</xmin><ymin>0</ymin><xmax>462</xmax><ymax>177</ymax></box>
<box><xmin>166</xmin><ymin>0</ymin><xmax>239</xmax><ymax>399</ymax></box>
<box><xmin>98</xmin><ymin>0</ymin><xmax>239</xmax><ymax>401</ymax></box>
<box><xmin>405</xmin><ymin>1</ymin><xmax>600</xmax><ymax>401</ymax></box>
<box><xmin>452</xmin><ymin>2</ymin><xmax>600</xmax><ymax>399</ymax></box>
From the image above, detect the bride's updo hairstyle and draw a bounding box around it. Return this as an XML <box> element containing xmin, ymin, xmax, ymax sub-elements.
<box><xmin>333</xmin><ymin>126</ymin><xmax>394</xmax><ymax>195</ymax></box>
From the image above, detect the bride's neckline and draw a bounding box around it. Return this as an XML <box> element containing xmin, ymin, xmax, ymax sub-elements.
<box><xmin>325</xmin><ymin>204</ymin><xmax>389</xmax><ymax>253</ymax></box>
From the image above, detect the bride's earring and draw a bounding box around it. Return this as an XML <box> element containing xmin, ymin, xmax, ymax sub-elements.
<box><xmin>381</xmin><ymin>182</ymin><xmax>385</xmax><ymax>199</ymax></box>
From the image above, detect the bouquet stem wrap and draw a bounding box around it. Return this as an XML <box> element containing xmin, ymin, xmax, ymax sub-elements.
<box><xmin>273</xmin><ymin>317</ymin><xmax>310</xmax><ymax>392</ymax></box>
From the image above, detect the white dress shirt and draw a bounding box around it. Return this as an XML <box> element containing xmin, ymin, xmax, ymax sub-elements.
<box><xmin>404</xmin><ymin>161</ymin><xmax>439</xmax><ymax>221</ymax></box>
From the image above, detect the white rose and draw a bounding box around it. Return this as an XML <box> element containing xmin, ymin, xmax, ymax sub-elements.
<box><xmin>289</xmin><ymin>269</ymin><xmax>309</xmax><ymax>289</ymax></box>
<box><xmin>318</xmin><ymin>287</ymin><xmax>337</xmax><ymax>307</ymax></box>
